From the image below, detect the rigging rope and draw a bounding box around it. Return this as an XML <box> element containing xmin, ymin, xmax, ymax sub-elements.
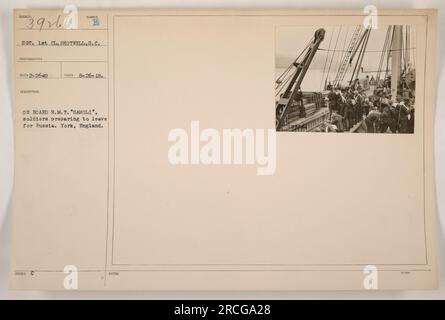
<box><xmin>349</xmin><ymin>29</ymin><xmax>371</xmax><ymax>85</ymax></box>
<box><xmin>333</xmin><ymin>26</ymin><xmax>350</xmax><ymax>83</ymax></box>
<box><xmin>384</xmin><ymin>26</ymin><xmax>395</xmax><ymax>81</ymax></box>
<box><xmin>324</xmin><ymin>26</ymin><xmax>342</xmax><ymax>89</ymax></box>
<box><xmin>318</xmin><ymin>47</ymin><xmax>416</xmax><ymax>53</ymax></box>
<box><xmin>376</xmin><ymin>26</ymin><xmax>391</xmax><ymax>84</ymax></box>
<box><xmin>276</xmin><ymin>70</ymin><xmax>296</xmax><ymax>97</ymax></box>
<box><xmin>275</xmin><ymin>37</ymin><xmax>313</xmax><ymax>96</ymax></box>
<box><xmin>406</xmin><ymin>26</ymin><xmax>411</xmax><ymax>68</ymax></box>
<box><xmin>412</xmin><ymin>26</ymin><xmax>416</xmax><ymax>69</ymax></box>
<box><xmin>276</xmin><ymin>37</ymin><xmax>312</xmax><ymax>82</ymax></box>
<box><xmin>334</xmin><ymin>25</ymin><xmax>360</xmax><ymax>87</ymax></box>
<box><xmin>319</xmin><ymin>26</ymin><xmax>335</xmax><ymax>91</ymax></box>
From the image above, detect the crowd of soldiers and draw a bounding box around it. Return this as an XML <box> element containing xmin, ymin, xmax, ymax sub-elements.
<box><xmin>321</xmin><ymin>81</ymin><xmax>415</xmax><ymax>134</ymax></box>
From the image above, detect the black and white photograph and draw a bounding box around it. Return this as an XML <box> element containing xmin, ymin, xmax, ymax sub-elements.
<box><xmin>275</xmin><ymin>25</ymin><xmax>417</xmax><ymax>133</ymax></box>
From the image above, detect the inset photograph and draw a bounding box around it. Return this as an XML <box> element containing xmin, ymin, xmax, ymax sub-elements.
<box><xmin>275</xmin><ymin>25</ymin><xmax>416</xmax><ymax>133</ymax></box>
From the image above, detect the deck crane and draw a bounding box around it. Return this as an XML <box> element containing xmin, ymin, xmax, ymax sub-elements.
<box><xmin>275</xmin><ymin>28</ymin><xmax>326</xmax><ymax>130</ymax></box>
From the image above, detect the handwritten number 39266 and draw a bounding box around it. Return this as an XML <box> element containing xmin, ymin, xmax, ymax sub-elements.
<box><xmin>26</xmin><ymin>15</ymin><xmax>63</xmax><ymax>31</ymax></box>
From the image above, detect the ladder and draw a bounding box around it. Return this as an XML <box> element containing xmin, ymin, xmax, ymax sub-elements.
<box><xmin>332</xmin><ymin>26</ymin><xmax>363</xmax><ymax>88</ymax></box>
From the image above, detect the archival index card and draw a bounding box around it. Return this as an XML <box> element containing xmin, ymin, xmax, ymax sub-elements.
<box><xmin>11</xmin><ymin>9</ymin><xmax>438</xmax><ymax>290</ymax></box>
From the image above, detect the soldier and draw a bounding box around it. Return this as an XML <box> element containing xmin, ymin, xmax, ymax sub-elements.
<box><xmin>353</xmin><ymin>98</ymin><xmax>360</xmax><ymax>125</ymax></box>
<box><xmin>331</xmin><ymin>111</ymin><xmax>345</xmax><ymax>132</ymax></box>
<box><xmin>353</xmin><ymin>78</ymin><xmax>360</xmax><ymax>90</ymax></box>
<box><xmin>327</xmin><ymin>87</ymin><xmax>338</xmax><ymax>117</ymax></box>
<box><xmin>355</xmin><ymin>92</ymin><xmax>365</xmax><ymax>122</ymax></box>
<box><xmin>408</xmin><ymin>104</ymin><xmax>415</xmax><ymax>133</ymax></box>
<box><xmin>379</xmin><ymin>100</ymin><xmax>392</xmax><ymax>133</ymax></box>
<box><xmin>364</xmin><ymin>106</ymin><xmax>380</xmax><ymax>133</ymax></box>
<box><xmin>325</xmin><ymin>123</ymin><xmax>338</xmax><ymax>133</ymax></box>
<box><xmin>363</xmin><ymin>75</ymin><xmax>370</xmax><ymax>90</ymax></box>
<box><xmin>389</xmin><ymin>102</ymin><xmax>399</xmax><ymax>133</ymax></box>
<box><xmin>397</xmin><ymin>100</ymin><xmax>410</xmax><ymax>133</ymax></box>
<box><xmin>380</xmin><ymin>97</ymin><xmax>389</xmax><ymax>113</ymax></box>
<box><xmin>323</xmin><ymin>96</ymin><xmax>329</xmax><ymax>109</ymax></box>
<box><xmin>343</xmin><ymin>98</ymin><xmax>355</xmax><ymax>131</ymax></box>
<box><xmin>363</xmin><ymin>98</ymin><xmax>371</xmax><ymax>116</ymax></box>
<box><xmin>338</xmin><ymin>93</ymin><xmax>346</xmax><ymax>116</ymax></box>
<box><xmin>276</xmin><ymin>103</ymin><xmax>284</xmax><ymax>120</ymax></box>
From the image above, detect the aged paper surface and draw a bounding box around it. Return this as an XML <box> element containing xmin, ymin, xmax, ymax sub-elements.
<box><xmin>11</xmin><ymin>9</ymin><xmax>437</xmax><ymax>290</ymax></box>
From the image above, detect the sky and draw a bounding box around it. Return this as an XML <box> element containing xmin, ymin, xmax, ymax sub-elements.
<box><xmin>275</xmin><ymin>25</ymin><xmax>417</xmax><ymax>81</ymax></box>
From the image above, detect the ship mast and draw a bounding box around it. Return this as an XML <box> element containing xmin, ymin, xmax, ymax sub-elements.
<box><xmin>390</xmin><ymin>26</ymin><xmax>403</xmax><ymax>100</ymax></box>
